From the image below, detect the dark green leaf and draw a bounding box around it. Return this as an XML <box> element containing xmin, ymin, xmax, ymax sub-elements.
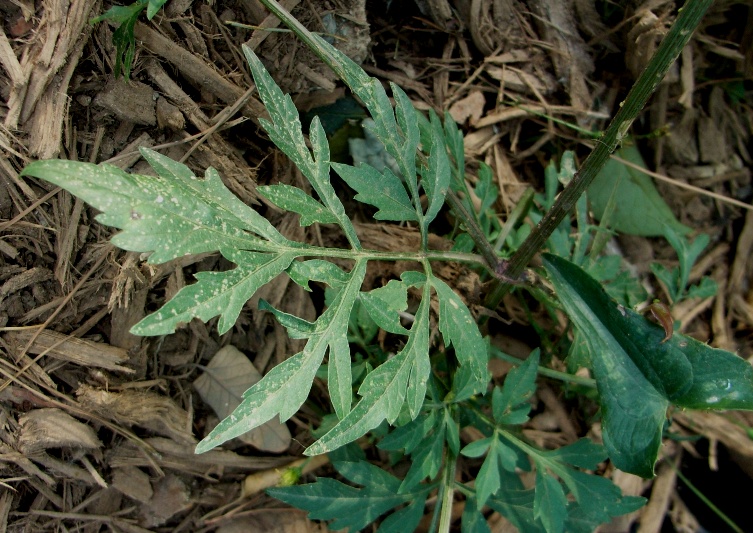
<box><xmin>398</xmin><ymin>429</ymin><xmax>444</xmax><ymax>491</ymax></box>
<box><xmin>534</xmin><ymin>471</ymin><xmax>567</xmax><ymax>533</ymax></box>
<box><xmin>540</xmin><ymin>439</ymin><xmax>607</xmax><ymax>471</ymax></box>
<box><xmin>379</xmin><ymin>411</ymin><xmax>438</xmax><ymax>454</ymax></box>
<box><xmin>486</xmin><ymin>489</ymin><xmax>546</xmax><ymax>533</ymax></box>
<box><xmin>493</xmin><ymin>350</ymin><xmax>539</xmax><ymax>424</ymax></box>
<box><xmin>544</xmin><ymin>253</ymin><xmax>753</xmax><ymax>476</ymax></box>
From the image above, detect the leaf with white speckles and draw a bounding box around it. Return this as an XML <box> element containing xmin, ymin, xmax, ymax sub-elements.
<box><xmin>258</xmin><ymin>184</ymin><xmax>339</xmax><ymax>226</ymax></box>
<box><xmin>431</xmin><ymin>276</ymin><xmax>490</xmax><ymax>401</ymax></box>
<box><xmin>196</xmin><ymin>259</ymin><xmax>367</xmax><ymax>452</ymax></box>
<box><xmin>21</xmin><ymin>150</ymin><xmax>290</xmax><ymax>264</ymax></box>
<box><xmin>132</xmin><ymin>249</ymin><xmax>296</xmax><ymax>336</ymax></box>
<box><xmin>244</xmin><ymin>47</ymin><xmax>360</xmax><ymax>249</ymax></box>
<box><xmin>306</xmin><ymin>280</ymin><xmax>431</xmax><ymax>456</ymax></box>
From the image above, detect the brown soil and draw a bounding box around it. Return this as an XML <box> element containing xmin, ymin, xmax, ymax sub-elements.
<box><xmin>1</xmin><ymin>0</ymin><xmax>752</xmax><ymax>531</ymax></box>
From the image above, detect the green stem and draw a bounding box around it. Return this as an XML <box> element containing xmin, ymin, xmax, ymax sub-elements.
<box><xmin>484</xmin><ymin>0</ymin><xmax>713</xmax><ymax>309</ymax></box>
<box><xmin>437</xmin><ymin>449</ymin><xmax>457</xmax><ymax>533</ymax></box>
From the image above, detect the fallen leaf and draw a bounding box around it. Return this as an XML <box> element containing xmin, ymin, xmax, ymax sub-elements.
<box><xmin>448</xmin><ymin>90</ymin><xmax>486</xmax><ymax>125</ymax></box>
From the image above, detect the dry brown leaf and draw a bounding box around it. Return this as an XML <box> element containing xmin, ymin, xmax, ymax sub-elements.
<box><xmin>17</xmin><ymin>408</ymin><xmax>102</xmax><ymax>454</ymax></box>
<box><xmin>194</xmin><ymin>345</ymin><xmax>291</xmax><ymax>453</ymax></box>
<box><xmin>138</xmin><ymin>473</ymin><xmax>191</xmax><ymax>528</ymax></box>
<box><xmin>448</xmin><ymin>90</ymin><xmax>486</xmax><ymax>125</ymax></box>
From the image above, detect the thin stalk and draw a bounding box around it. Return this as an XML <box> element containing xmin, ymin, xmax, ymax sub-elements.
<box><xmin>485</xmin><ymin>0</ymin><xmax>713</xmax><ymax>309</ymax></box>
<box><xmin>437</xmin><ymin>450</ymin><xmax>457</xmax><ymax>533</ymax></box>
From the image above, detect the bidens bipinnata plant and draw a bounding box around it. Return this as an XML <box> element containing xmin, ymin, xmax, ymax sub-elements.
<box><xmin>20</xmin><ymin>1</ymin><xmax>753</xmax><ymax>531</ymax></box>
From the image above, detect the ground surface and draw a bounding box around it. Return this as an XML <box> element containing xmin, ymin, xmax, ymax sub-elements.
<box><xmin>1</xmin><ymin>0</ymin><xmax>753</xmax><ymax>531</ymax></box>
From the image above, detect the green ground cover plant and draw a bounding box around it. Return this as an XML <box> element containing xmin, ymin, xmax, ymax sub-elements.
<box><xmin>20</xmin><ymin>0</ymin><xmax>753</xmax><ymax>531</ymax></box>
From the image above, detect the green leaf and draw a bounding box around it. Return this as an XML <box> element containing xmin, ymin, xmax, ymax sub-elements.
<box><xmin>493</xmin><ymin>350</ymin><xmax>539</xmax><ymax>424</ymax></box>
<box><xmin>421</xmin><ymin>111</ymin><xmax>451</xmax><ymax>226</ymax></box>
<box><xmin>379</xmin><ymin>411</ymin><xmax>438</xmax><ymax>454</ymax></box>
<box><xmin>360</xmin><ymin>281</ymin><xmax>410</xmax><ymax>335</ymax></box>
<box><xmin>21</xmin><ymin>149</ymin><xmax>288</xmax><ymax>263</ymax></box>
<box><xmin>461</xmin><ymin>499</ymin><xmax>492</xmax><ymax>533</ymax></box>
<box><xmin>133</xmin><ymin>249</ymin><xmax>296</xmax><ymax>336</ymax></box>
<box><xmin>460</xmin><ymin>437</ymin><xmax>492</xmax><ymax>458</ymax></box>
<box><xmin>543</xmin><ymin>253</ymin><xmax>753</xmax><ymax>477</ymax></box>
<box><xmin>332</xmin><ymin>162</ymin><xmax>417</xmax><ymax>221</ymax></box>
<box><xmin>431</xmin><ymin>276</ymin><xmax>490</xmax><ymax>400</ymax></box>
<box><xmin>539</xmin><ymin>439</ymin><xmax>607</xmax><ymax>471</ymax></box>
<box><xmin>474</xmin><ymin>438</ymin><xmax>501</xmax><ymax>509</ymax></box>
<box><xmin>90</xmin><ymin>0</ymin><xmax>147</xmax><ymax>79</ymax></box>
<box><xmin>305</xmin><ymin>282</ymin><xmax>432</xmax><ymax>455</ymax></box>
<box><xmin>243</xmin><ymin>46</ymin><xmax>360</xmax><ymax>249</ymax></box>
<box><xmin>486</xmin><ymin>489</ymin><xmax>546</xmax><ymax>533</ymax></box>
<box><xmin>587</xmin><ymin>142</ymin><xmax>691</xmax><ymax>237</ymax></box>
<box><xmin>534</xmin><ymin>471</ymin><xmax>567</xmax><ymax>533</ymax></box>
<box><xmin>195</xmin><ymin>260</ymin><xmax>366</xmax><ymax>452</ymax></box>
<box><xmin>267</xmin><ymin>460</ymin><xmax>430</xmax><ymax>532</ymax></box>
<box><xmin>258</xmin><ymin>184</ymin><xmax>338</xmax><ymax>226</ymax></box>
<box><xmin>145</xmin><ymin>0</ymin><xmax>168</xmax><ymax>19</ymax></box>
<box><xmin>286</xmin><ymin>259</ymin><xmax>351</xmax><ymax>291</ymax></box>
<box><xmin>398</xmin><ymin>428</ymin><xmax>444</xmax><ymax>491</ymax></box>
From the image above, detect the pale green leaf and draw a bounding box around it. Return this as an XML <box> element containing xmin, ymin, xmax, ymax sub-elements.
<box><xmin>196</xmin><ymin>260</ymin><xmax>366</xmax><ymax>452</ymax></box>
<box><xmin>243</xmin><ymin>46</ymin><xmax>360</xmax><ymax>248</ymax></box>
<box><xmin>132</xmin><ymin>249</ymin><xmax>296</xmax><ymax>336</ymax></box>
<box><xmin>20</xmin><ymin>151</ymin><xmax>288</xmax><ymax>264</ymax></box>
<box><xmin>431</xmin><ymin>276</ymin><xmax>490</xmax><ymax>400</ymax></box>
<box><xmin>588</xmin><ymin>143</ymin><xmax>691</xmax><ymax>237</ymax></box>
<box><xmin>332</xmin><ymin>162</ymin><xmax>417</xmax><ymax>221</ymax></box>
<box><xmin>360</xmin><ymin>280</ymin><xmax>410</xmax><ymax>335</ymax></box>
<box><xmin>286</xmin><ymin>259</ymin><xmax>351</xmax><ymax>291</ymax></box>
<box><xmin>421</xmin><ymin>111</ymin><xmax>451</xmax><ymax>226</ymax></box>
<box><xmin>257</xmin><ymin>184</ymin><xmax>338</xmax><ymax>226</ymax></box>
<box><xmin>305</xmin><ymin>288</ymin><xmax>431</xmax><ymax>456</ymax></box>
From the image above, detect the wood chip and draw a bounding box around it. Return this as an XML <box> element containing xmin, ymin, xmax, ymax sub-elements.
<box><xmin>17</xmin><ymin>408</ymin><xmax>102</xmax><ymax>454</ymax></box>
<box><xmin>93</xmin><ymin>78</ymin><xmax>157</xmax><ymax>126</ymax></box>
<box><xmin>5</xmin><ymin>329</ymin><xmax>133</xmax><ymax>374</ymax></box>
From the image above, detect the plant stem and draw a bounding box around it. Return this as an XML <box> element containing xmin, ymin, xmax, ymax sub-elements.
<box><xmin>437</xmin><ymin>450</ymin><xmax>457</xmax><ymax>533</ymax></box>
<box><xmin>484</xmin><ymin>0</ymin><xmax>713</xmax><ymax>309</ymax></box>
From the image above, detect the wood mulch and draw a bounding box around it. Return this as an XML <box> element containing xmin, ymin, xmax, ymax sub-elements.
<box><xmin>0</xmin><ymin>0</ymin><xmax>752</xmax><ymax>531</ymax></box>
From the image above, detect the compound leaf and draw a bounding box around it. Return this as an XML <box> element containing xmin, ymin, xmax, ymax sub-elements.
<box><xmin>243</xmin><ymin>46</ymin><xmax>360</xmax><ymax>248</ymax></box>
<box><xmin>267</xmin><ymin>460</ymin><xmax>430</xmax><ymax>532</ymax></box>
